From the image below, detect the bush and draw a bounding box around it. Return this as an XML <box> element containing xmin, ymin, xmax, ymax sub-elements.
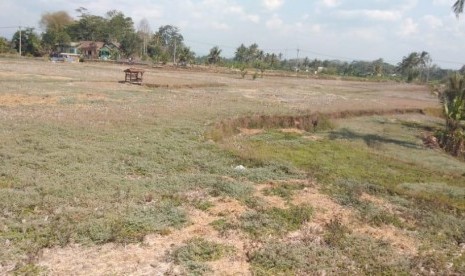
<box><xmin>172</xmin><ymin>238</ymin><xmax>235</xmax><ymax>275</ymax></box>
<box><xmin>240</xmin><ymin>205</ymin><xmax>313</xmax><ymax>237</ymax></box>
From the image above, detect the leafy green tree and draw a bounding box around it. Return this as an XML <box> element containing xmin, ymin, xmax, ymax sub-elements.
<box><xmin>120</xmin><ymin>32</ymin><xmax>141</xmax><ymax>58</ymax></box>
<box><xmin>246</xmin><ymin>43</ymin><xmax>259</xmax><ymax>63</ymax></box>
<box><xmin>234</xmin><ymin>44</ymin><xmax>247</xmax><ymax>63</ymax></box>
<box><xmin>0</xmin><ymin>37</ymin><xmax>11</xmax><ymax>53</ymax></box>
<box><xmin>39</xmin><ymin>11</ymin><xmax>74</xmax><ymax>53</ymax></box>
<box><xmin>12</xmin><ymin>28</ymin><xmax>42</xmax><ymax>56</ymax></box>
<box><xmin>105</xmin><ymin>10</ymin><xmax>135</xmax><ymax>43</ymax></box>
<box><xmin>207</xmin><ymin>46</ymin><xmax>222</xmax><ymax>65</ymax></box>
<box><xmin>264</xmin><ymin>53</ymin><xmax>279</xmax><ymax>68</ymax></box>
<box><xmin>373</xmin><ymin>58</ymin><xmax>384</xmax><ymax>76</ymax></box>
<box><xmin>67</xmin><ymin>12</ymin><xmax>107</xmax><ymax>41</ymax></box>
<box><xmin>146</xmin><ymin>25</ymin><xmax>184</xmax><ymax>63</ymax></box>
<box><xmin>148</xmin><ymin>43</ymin><xmax>169</xmax><ymax>64</ymax></box>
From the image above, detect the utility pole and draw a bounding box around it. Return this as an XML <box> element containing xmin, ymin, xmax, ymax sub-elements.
<box><xmin>296</xmin><ymin>48</ymin><xmax>300</xmax><ymax>72</ymax></box>
<box><xmin>173</xmin><ymin>39</ymin><xmax>177</xmax><ymax>65</ymax></box>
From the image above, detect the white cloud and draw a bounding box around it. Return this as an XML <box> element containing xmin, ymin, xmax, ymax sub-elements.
<box><xmin>432</xmin><ymin>0</ymin><xmax>450</xmax><ymax>6</ymax></box>
<box><xmin>399</xmin><ymin>0</ymin><xmax>418</xmax><ymax>12</ymax></box>
<box><xmin>247</xmin><ymin>14</ymin><xmax>260</xmax><ymax>23</ymax></box>
<box><xmin>266</xmin><ymin>15</ymin><xmax>284</xmax><ymax>29</ymax></box>
<box><xmin>423</xmin><ymin>15</ymin><xmax>443</xmax><ymax>29</ymax></box>
<box><xmin>346</xmin><ymin>27</ymin><xmax>382</xmax><ymax>41</ymax></box>
<box><xmin>337</xmin><ymin>9</ymin><xmax>401</xmax><ymax>21</ymax></box>
<box><xmin>320</xmin><ymin>0</ymin><xmax>341</xmax><ymax>8</ymax></box>
<box><xmin>398</xmin><ymin>17</ymin><xmax>418</xmax><ymax>36</ymax></box>
<box><xmin>262</xmin><ymin>0</ymin><xmax>284</xmax><ymax>11</ymax></box>
<box><xmin>211</xmin><ymin>22</ymin><xmax>230</xmax><ymax>30</ymax></box>
<box><xmin>310</xmin><ymin>24</ymin><xmax>322</xmax><ymax>33</ymax></box>
<box><xmin>225</xmin><ymin>3</ymin><xmax>260</xmax><ymax>23</ymax></box>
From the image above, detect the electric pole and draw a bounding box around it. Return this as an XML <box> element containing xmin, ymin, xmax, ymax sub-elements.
<box><xmin>173</xmin><ymin>39</ymin><xmax>177</xmax><ymax>65</ymax></box>
<box><xmin>296</xmin><ymin>48</ymin><xmax>300</xmax><ymax>72</ymax></box>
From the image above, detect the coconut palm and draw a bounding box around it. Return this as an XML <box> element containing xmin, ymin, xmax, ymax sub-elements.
<box><xmin>437</xmin><ymin>74</ymin><xmax>465</xmax><ymax>157</ymax></box>
<box><xmin>234</xmin><ymin>44</ymin><xmax>247</xmax><ymax>63</ymax></box>
<box><xmin>177</xmin><ymin>46</ymin><xmax>195</xmax><ymax>65</ymax></box>
<box><xmin>441</xmin><ymin>74</ymin><xmax>465</xmax><ymax>132</ymax></box>
<box><xmin>396</xmin><ymin>51</ymin><xmax>431</xmax><ymax>82</ymax></box>
<box><xmin>397</xmin><ymin>52</ymin><xmax>420</xmax><ymax>82</ymax></box>
<box><xmin>207</xmin><ymin>46</ymin><xmax>222</xmax><ymax>65</ymax></box>
<box><xmin>453</xmin><ymin>0</ymin><xmax>464</xmax><ymax>17</ymax></box>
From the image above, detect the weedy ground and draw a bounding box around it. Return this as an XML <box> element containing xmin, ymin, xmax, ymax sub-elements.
<box><xmin>0</xmin><ymin>57</ymin><xmax>464</xmax><ymax>275</ymax></box>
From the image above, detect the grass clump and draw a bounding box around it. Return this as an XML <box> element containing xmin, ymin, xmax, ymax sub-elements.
<box><xmin>232</xmin><ymin>130</ymin><xmax>465</xmax><ymax>211</ymax></box>
<box><xmin>358</xmin><ymin>203</ymin><xmax>404</xmax><ymax>228</ymax></box>
<box><xmin>240</xmin><ymin>205</ymin><xmax>312</xmax><ymax>237</ymax></box>
<box><xmin>249</xmin><ymin>234</ymin><xmax>410</xmax><ymax>275</ymax></box>
<box><xmin>172</xmin><ymin>238</ymin><xmax>235</xmax><ymax>275</ymax></box>
<box><xmin>107</xmin><ymin>203</ymin><xmax>187</xmax><ymax>244</ymax></box>
<box><xmin>262</xmin><ymin>182</ymin><xmax>307</xmax><ymax>200</ymax></box>
<box><xmin>323</xmin><ymin>218</ymin><xmax>351</xmax><ymax>247</ymax></box>
<box><xmin>210</xmin><ymin>219</ymin><xmax>236</xmax><ymax>235</ymax></box>
<box><xmin>192</xmin><ymin>200</ymin><xmax>214</xmax><ymax>211</ymax></box>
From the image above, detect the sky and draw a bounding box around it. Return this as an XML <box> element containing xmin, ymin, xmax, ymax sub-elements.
<box><xmin>0</xmin><ymin>0</ymin><xmax>464</xmax><ymax>69</ymax></box>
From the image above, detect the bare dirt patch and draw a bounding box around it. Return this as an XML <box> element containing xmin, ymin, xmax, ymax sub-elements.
<box><xmin>0</xmin><ymin>93</ymin><xmax>108</xmax><ymax>107</ymax></box>
<box><xmin>37</xmin><ymin>180</ymin><xmax>419</xmax><ymax>275</ymax></box>
<box><xmin>0</xmin><ymin>94</ymin><xmax>58</xmax><ymax>106</ymax></box>
<box><xmin>291</xmin><ymin>184</ymin><xmax>418</xmax><ymax>256</ymax></box>
<box><xmin>39</xmin><ymin>206</ymin><xmax>251</xmax><ymax>275</ymax></box>
<box><xmin>254</xmin><ymin>183</ymin><xmax>288</xmax><ymax>209</ymax></box>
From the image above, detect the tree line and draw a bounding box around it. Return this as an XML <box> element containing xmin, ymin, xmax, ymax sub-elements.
<box><xmin>0</xmin><ymin>7</ymin><xmax>462</xmax><ymax>84</ymax></box>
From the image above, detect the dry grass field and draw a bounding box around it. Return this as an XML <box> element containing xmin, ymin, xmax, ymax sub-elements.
<box><xmin>1</xmin><ymin>57</ymin><xmax>464</xmax><ymax>275</ymax></box>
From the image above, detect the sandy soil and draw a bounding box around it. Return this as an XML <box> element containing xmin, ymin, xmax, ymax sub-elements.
<box><xmin>1</xmin><ymin>58</ymin><xmax>426</xmax><ymax>275</ymax></box>
<box><xmin>0</xmin><ymin>58</ymin><xmax>437</xmax><ymax>113</ymax></box>
<box><xmin>38</xmin><ymin>179</ymin><xmax>418</xmax><ymax>275</ymax></box>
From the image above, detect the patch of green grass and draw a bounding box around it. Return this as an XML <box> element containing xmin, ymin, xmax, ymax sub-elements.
<box><xmin>358</xmin><ymin>202</ymin><xmax>404</xmax><ymax>228</ymax></box>
<box><xmin>240</xmin><ymin>205</ymin><xmax>313</xmax><ymax>237</ymax></box>
<box><xmin>249</xmin><ymin>234</ymin><xmax>411</xmax><ymax>275</ymax></box>
<box><xmin>231</xmin><ymin>130</ymin><xmax>465</xmax><ymax>211</ymax></box>
<box><xmin>262</xmin><ymin>182</ymin><xmax>307</xmax><ymax>200</ymax></box>
<box><xmin>172</xmin><ymin>238</ymin><xmax>235</xmax><ymax>275</ymax></box>
<box><xmin>323</xmin><ymin>218</ymin><xmax>351</xmax><ymax>247</ymax></box>
<box><xmin>210</xmin><ymin>219</ymin><xmax>236</xmax><ymax>235</ymax></box>
<box><xmin>12</xmin><ymin>263</ymin><xmax>46</xmax><ymax>276</ymax></box>
<box><xmin>192</xmin><ymin>200</ymin><xmax>214</xmax><ymax>211</ymax></box>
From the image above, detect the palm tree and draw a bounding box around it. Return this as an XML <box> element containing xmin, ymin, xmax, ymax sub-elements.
<box><xmin>178</xmin><ymin>46</ymin><xmax>195</xmax><ymax>65</ymax></box>
<box><xmin>453</xmin><ymin>0</ymin><xmax>464</xmax><ymax>17</ymax></box>
<box><xmin>207</xmin><ymin>46</ymin><xmax>222</xmax><ymax>65</ymax></box>
<box><xmin>396</xmin><ymin>51</ymin><xmax>430</xmax><ymax>82</ymax></box>
<box><xmin>418</xmin><ymin>51</ymin><xmax>431</xmax><ymax>82</ymax></box>
<box><xmin>234</xmin><ymin>44</ymin><xmax>247</xmax><ymax>63</ymax></box>
<box><xmin>441</xmin><ymin>74</ymin><xmax>465</xmax><ymax>131</ymax></box>
<box><xmin>397</xmin><ymin>52</ymin><xmax>420</xmax><ymax>82</ymax></box>
<box><xmin>437</xmin><ymin>74</ymin><xmax>465</xmax><ymax>157</ymax></box>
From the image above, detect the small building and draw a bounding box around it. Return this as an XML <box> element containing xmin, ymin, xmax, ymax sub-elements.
<box><xmin>78</xmin><ymin>41</ymin><xmax>105</xmax><ymax>59</ymax></box>
<box><xmin>56</xmin><ymin>42</ymin><xmax>80</xmax><ymax>55</ymax></box>
<box><xmin>98</xmin><ymin>42</ymin><xmax>121</xmax><ymax>60</ymax></box>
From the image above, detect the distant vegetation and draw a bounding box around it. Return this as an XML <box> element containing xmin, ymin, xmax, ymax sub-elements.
<box><xmin>0</xmin><ymin>7</ymin><xmax>462</xmax><ymax>83</ymax></box>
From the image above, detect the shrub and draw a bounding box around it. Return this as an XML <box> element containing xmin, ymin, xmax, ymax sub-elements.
<box><xmin>172</xmin><ymin>238</ymin><xmax>235</xmax><ymax>275</ymax></box>
<box><xmin>240</xmin><ymin>205</ymin><xmax>313</xmax><ymax>237</ymax></box>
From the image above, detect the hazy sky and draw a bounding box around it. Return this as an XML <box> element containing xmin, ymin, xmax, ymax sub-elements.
<box><xmin>1</xmin><ymin>0</ymin><xmax>464</xmax><ymax>68</ymax></box>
